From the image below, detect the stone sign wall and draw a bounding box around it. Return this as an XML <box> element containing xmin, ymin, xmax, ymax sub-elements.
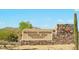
<box><xmin>22</xmin><ymin>29</ymin><xmax>53</xmax><ymax>41</ymax></box>
<box><xmin>21</xmin><ymin>24</ymin><xmax>74</xmax><ymax>45</ymax></box>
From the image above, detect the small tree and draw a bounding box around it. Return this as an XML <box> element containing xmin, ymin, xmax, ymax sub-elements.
<box><xmin>19</xmin><ymin>21</ymin><xmax>32</xmax><ymax>31</ymax></box>
<box><xmin>74</xmin><ymin>13</ymin><xmax>78</xmax><ymax>50</ymax></box>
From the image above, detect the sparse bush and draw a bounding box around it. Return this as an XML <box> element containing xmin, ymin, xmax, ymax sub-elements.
<box><xmin>7</xmin><ymin>33</ymin><xmax>18</xmax><ymax>42</ymax></box>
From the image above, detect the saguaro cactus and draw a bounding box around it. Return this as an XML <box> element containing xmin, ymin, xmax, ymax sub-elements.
<box><xmin>74</xmin><ymin>13</ymin><xmax>78</xmax><ymax>50</ymax></box>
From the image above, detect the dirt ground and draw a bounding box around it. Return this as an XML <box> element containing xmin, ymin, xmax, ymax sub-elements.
<box><xmin>12</xmin><ymin>44</ymin><xmax>75</xmax><ymax>50</ymax></box>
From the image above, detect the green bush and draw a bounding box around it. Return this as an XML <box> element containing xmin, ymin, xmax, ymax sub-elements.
<box><xmin>7</xmin><ymin>33</ymin><xmax>18</xmax><ymax>42</ymax></box>
<box><xmin>0</xmin><ymin>28</ymin><xmax>19</xmax><ymax>42</ymax></box>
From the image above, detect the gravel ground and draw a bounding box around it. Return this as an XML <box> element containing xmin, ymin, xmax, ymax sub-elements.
<box><xmin>12</xmin><ymin>44</ymin><xmax>75</xmax><ymax>50</ymax></box>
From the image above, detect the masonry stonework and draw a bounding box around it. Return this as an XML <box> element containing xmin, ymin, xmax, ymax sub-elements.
<box><xmin>21</xmin><ymin>24</ymin><xmax>74</xmax><ymax>45</ymax></box>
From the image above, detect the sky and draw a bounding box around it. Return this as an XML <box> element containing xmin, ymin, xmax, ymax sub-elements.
<box><xmin>0</xmin><ymin>9</ymin><xmax>79</xmax><ymax>29</ymax></box>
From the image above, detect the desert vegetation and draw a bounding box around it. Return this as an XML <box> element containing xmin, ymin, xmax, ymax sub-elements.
<box><xmin>0</xmin><ymin>21</ymin><xmax>33</xmax><ymax>49</ymax></box>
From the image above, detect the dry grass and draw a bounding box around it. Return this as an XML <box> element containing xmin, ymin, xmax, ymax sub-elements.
<box><xmin>13</xmin><ymin>44</ymin><xmax>75</xmax><ymax>50</ymax></box>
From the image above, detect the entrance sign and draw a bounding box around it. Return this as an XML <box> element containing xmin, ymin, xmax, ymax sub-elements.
<box><xmin>22</xmin><ymin>29</ymin><xmax>53</xmax><ymax>41</ymax></box>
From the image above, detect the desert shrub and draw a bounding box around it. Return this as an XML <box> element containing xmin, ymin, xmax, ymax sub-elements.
<box><xmin>7</xmin><ymin>33</ymin><xmax>18</xmax><ymax>42</ymax></box>
<box><xmin>0</xmin><ymin>28</ymin><xmax>20</xmax><ymax>42</ymax></box>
